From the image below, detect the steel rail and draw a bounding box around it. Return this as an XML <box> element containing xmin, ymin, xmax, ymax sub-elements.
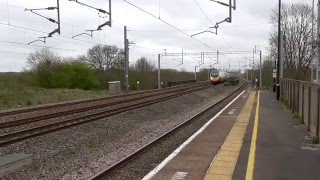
<box><xmin>0</xmin><ymin>81</ymin><xmax>208</xmax><ymax>117</ymax></box>
<box><xmin>0</xmin><ymin>82</ymin><xmax>209</xmax><ymax>129</ymax></box>
<box><xmin>0</xmin><ymin>83</ymin><xmax>214</xmax><ymax>147</ymax></box>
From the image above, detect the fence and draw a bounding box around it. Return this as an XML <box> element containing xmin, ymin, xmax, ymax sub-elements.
<box><xmin>280</xmin><ymin>78</ymin><xmax>319</xmax><ymax>137</ymax></box>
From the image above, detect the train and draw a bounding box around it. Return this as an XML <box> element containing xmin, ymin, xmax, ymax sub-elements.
<box><xmin>210</xmin><ymin>70</ymin><xmax>231</xmax><ymax>85</ymax></box>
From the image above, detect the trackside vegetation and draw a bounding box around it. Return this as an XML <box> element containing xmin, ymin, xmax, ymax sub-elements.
<box><xmin>0</xmin><ymin>47</ymin><xmax>210</xmax><ymax>110</ymax></box>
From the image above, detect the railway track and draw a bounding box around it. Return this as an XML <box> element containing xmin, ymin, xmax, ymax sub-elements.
<box><xmin>0</xmin><ymin>81</ymin><xmax>209</xmax><ymax>128</ymax></box>
<box><xmin>89</xmin><ymin>80</ymin><xmax>247</xmax><ymax>180</ymax></box>
<box><xmin>0</xmin><ymin>81</ymin><xmax>208</xmax><ymax>118</ymax></box>
<box><xmin>0</xmin><ymin>82</ymin><xmax>214</xmax><ymax>147</ymax></box>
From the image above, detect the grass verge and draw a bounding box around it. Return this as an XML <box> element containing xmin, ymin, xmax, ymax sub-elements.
<box><xmin>0</xmin><ymin>72</ymin><xmax>109</xmax><ymax>110</ymax></box>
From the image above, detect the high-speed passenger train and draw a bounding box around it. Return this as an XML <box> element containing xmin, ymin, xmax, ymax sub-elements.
<box><xmin>210</xmin><ymin>70</ymin><xmax>231</xmax><ymax>85</ymax></box>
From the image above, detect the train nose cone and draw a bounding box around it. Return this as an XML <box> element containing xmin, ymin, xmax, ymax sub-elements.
<box><xmin>211</xmin><ymin>77</ymin><xmax>220</xmax><ymax>84</ymax></box>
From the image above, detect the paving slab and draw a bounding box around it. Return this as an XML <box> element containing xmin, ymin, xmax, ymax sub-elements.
<box><xmin>204</xmin><ymin>91</ymin><xmax>256</xmax><ymax>180</ymax></box>
<box><xmin>234</xmin><ymin>91</ymin><xmax>320</xmax><ymax>180</ymax></box>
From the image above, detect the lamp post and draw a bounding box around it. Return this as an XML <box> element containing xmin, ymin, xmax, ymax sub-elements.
<box><xmin>276</xmin><ymin>0</ymin><xmax>281</xmax><ymax>100</ymax></box>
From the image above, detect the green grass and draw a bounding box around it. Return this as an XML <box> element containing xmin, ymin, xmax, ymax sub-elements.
<box><xmin>0</xmin><ymin>72</ymin><xmax>109</xmax><ymax>110</ymax></box>
<box><xmin>224</xmin><ymin>78</ymin><xmax>240</xmax><ymax>86</ymax></box>
<box><xmin>280</xmin><ymin>97</ymin><xmax>290</xmax><ymax>110</ymax></box>
<box><xmin>311</xmin><ymin>136</ymin><xmax>319</xmax><ymax>144</ymax></box>
<box><xmin>293</xmin><ymin>112</ymin><xmax>304</xmax><ymax>124</ymax></box>
<box><xmin>64</xmin><ymin>146</ymin><xmax>77</xmax><ymax>156</ymax></box>
<box><xmin>87</xmin><ymin>141</ymin><xmax>96</xmax><ymax>149</ymax></box>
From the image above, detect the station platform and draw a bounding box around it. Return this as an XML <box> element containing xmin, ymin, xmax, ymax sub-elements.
<box><xmin>143</xmin><ymin>89</ymin><xmax>320</xmax><ymax>180</ymax></box>
<box><xmin>233</xmin><ymin>91</ymin><xmax>320</xmax><ymax>180</ymax></box>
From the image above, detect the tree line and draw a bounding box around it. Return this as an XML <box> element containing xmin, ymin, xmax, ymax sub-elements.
<box><xmin>26</xmin><ymin>46</ymin><xmax>209</xmax><ymax>91</ymax></box>
<box><xmin>258</xmin><ymin>2</ymin><xmax>315</xmax><ymax>88</ymax></box>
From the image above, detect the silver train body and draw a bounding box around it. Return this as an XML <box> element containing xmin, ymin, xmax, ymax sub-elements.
<box><xmin>210</xmin><ymin>70</ymin><xmax>231</xmax><ymax>85</ymax></box>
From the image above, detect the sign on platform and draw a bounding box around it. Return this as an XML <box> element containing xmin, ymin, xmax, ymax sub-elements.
<box><xmin>273</xmin><ymin>69</ymin><xmax>277</xmax><ymax>78</ymax></box>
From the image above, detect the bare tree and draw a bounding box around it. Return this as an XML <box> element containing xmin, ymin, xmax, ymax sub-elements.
<box><xmin>86</xmin><ymin>45</ymin><xmax>104</xmax><ymax>70</ymax></box>
<box><xmin>113</xmin><ymin>49</ymin><xmax>125</xmax><ymax>70</ymax></box>
<box><xmin>26</xmin><ymin>48</ymin><xmax>61</xmax><ymax>70</ymax></box>
<box><xmin>134</xmin><ymin>57</ymin><xmax>156</xmax><ymax>72</ymax></box>
<box><xmin>85</xmin><ymin>44</ymin><xmax>124</xmax><ymax>71</ymax></box>
<box><xmin>269</xmin><ymin>3</ymin><xmax>316</xmax><ymax>80</ymax></box>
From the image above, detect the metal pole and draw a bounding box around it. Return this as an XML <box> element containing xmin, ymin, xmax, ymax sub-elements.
<box><xmin>317</xmin><ymin>0</ymin><xmax>320</xmax><ymax>83</ymax></box>
<box><xmin>229</xmin><ymin>0</ymin><xmax>232</xmax><ymax>22</ymax></box>
<box><xmin>251</xmin><ymin>65</ymin><xmax>253</xmax><ymax>82</ymax></box>
<box><xmin>124</xmin><ymin>26</ymin><xmax>129</xmax><ymax>93</ymax></box>
<box><xmin>280</xmin><ymin>32</ymin><xmax>284</xmax><ymax>78</ymax></box>
<box><xmin>125</xmin><ymin>39</ymin><xmax>129</xmax><ymax>92</ymax></box>
<box><xmin>217</xmin><ymin>50</ymin><xmax>219</xmax><ymax>68</ymax></box>
<box><xmin>276</xmin><ymin>0</ymin><xmax>281</xmax><ymax>100</ymax></box>
<box><xmin>311</xmin><ymin>0</ymin><xmax>314</xmax><ymax>82</ymax></box>
<box><xmin>208</xmin><ymin>63</ymin><xmax>212</xmax><ymax>80</ymax></box>
<box><xmin>57</xmin><ymin>0</ymin><xmax>60</xmax><ymax>34</ymax></box>
<box><xmin>203</xmin><ymin>51</ymin><xmax>205</xmax><ymax>64</ymax></box>
<box><xmin>194</xmin><ymin>66</ymin><xmax>197</xmax><ymax>81</ymax></box>
<box><xmin>182</xmin><ymin>49</ymin><xmax>184</xmax><ymax>65</ymax></box>
<box><xmin>253</xmin><ymin>48</ymin><xmax>255</xmax><ymax>65</ymax></box>
<box><xmin>252</xmin><ymin>49</ymin><xmax>254</xmax><ymax>83</ymax></box>
<box><xmin>158</xmin><ymin>54</ymin><xmax>161</xmax><ymax>89</ymax></box>
<box><xmin>260</xmin><ymin>51</ymin><xmax>262</xmax><ymax>87</ymax></box>
<box><xmin>109</xmin><ymin>0</ymin><xmax>112</xmax><ymax>27</ymax></box>
<box><xmin>246</xmin><ymin>67</ymin><xmax>249</xmax><ymax>80</ymax></box>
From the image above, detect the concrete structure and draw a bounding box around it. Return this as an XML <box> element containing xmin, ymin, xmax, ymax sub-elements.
<box><xmin>143</xmin><ymin>88</ymin><xmax>320</xmax><ymax>180</ymax></box>
<box><xmin>0</xmin><ymin>153</ymin><xmax>33</xmax><ymax>177</ymax></box>
<box><xmin>108</xmin><ymin>81</ymin><xmax>121</xmax><ymax>95</ymax></box>
<box><xmin>143</xmin><ymin>89</ymin><xmax>251</xmax><ymax>180</ymax></box>
<box><xmin>280</xmin><ymin>78</ymin><xmax>320</xmax><ymax>136</ymax></box>
<box><xmin>234</xmin><ymin>91</ymin><xmax>320</xmax><ymax>180</ymax></box>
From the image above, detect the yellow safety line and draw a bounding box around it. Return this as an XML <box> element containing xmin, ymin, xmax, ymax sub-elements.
<box><xmin>203</xmin><ymin>91</ymin><xmax>256</xmax><ymax>180</ymax></box>
<box><xmin>245</xmin><ymin>90</ymin><xmax>260</xmax><ymax>180</ymax></box>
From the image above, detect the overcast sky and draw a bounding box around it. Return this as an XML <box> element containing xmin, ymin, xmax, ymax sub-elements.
<box><xmin>0</xmin><ymin>0</ymin><xmax>312</xmax><ymax>72</ymax></box>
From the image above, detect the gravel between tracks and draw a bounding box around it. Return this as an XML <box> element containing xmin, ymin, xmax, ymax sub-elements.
<box><xmin>0</xmin><ymin>83</ymin><xmax>207</xmax><ymax>123</ymax></box>
<box><xmin>0</xmin><ymin>84</ymin><xmax>236</xmax><ymax>180</ymax></box>
<box><xmin>0</xmin><ymin>85</ymin><xmax>208</xmax><ymax>135</ymax></box>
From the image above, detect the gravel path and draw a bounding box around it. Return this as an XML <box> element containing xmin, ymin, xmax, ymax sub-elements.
<box><xmin>0</xmin><ymin>84</ymin><xmax>236</xmax><ymax>180</ymax></box>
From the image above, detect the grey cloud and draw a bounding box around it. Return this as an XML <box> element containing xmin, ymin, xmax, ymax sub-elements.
<box><xmin>0</xmin><ymin>0</ymin><xmax>310</xmax><ymax>72</ymax></box>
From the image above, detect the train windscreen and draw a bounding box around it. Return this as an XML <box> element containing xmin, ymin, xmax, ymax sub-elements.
<box><xmin>210</xmin><ymin>72</ymin><xmax>219</xmax><ymax>78</ymax></box>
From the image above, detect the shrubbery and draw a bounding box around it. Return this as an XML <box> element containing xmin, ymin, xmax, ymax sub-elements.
<box><xmin>35</xmin><ymin>61</ymin><xmax>100</xmax><ymax>90</ymax></box>
<box><xmin>26</xmin><ymin>49</ymin><xmax>211</xmax><ymax>91</ymax></box>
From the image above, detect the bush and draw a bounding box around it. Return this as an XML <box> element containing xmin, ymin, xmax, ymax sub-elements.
<box><xmin>35</xmin><ymin>61</ymin><xmax>100</xmax><ymax>90</ymax></box>
<box><xmin>64</xmin><ymin>62</ymin><xmax>100</xmax><ymax>90</ymax></box>
<box><xmin>311</xmin><ymin>136</ymin><xmax>319</xmax><ymax>144</ymax></box>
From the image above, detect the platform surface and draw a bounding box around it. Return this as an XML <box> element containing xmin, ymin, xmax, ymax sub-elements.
<box><xmin>234</xmin><ymin>91</ymin><xmax>320</xmax><ymax>180</ymax></box>
<box><xmin>148</xmin><ymin>89</ymin><xmax>251</xmax><ymax>180</ymax></box>
<box><xmin>147</xmin><ymin>89</ymin><xmax>320</xmax><ymax>180</ymax></box>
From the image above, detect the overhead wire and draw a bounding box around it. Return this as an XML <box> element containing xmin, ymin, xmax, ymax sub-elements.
<box><xmin>0</xmin><ymin>2</ymin><xmax>107</xmax><ymax>46</ymax></box>
<box><xmin>0</xmin><ymin>50</ymin><xmax>28</xmax><ymax>55</ymax></box>
<box><xmin>192</xmin><ymin>0</ymin><xmax>235</xmax><ymax>66</ymax></box>
<box><xmin>193</xmin><ymin>0</ymin><xmax>215</xmax><ymax>26</ymax></box>
<box><xmin>123</xmin><ymin>0</ymin><xmax>216</xmax><ymax>50</ymax></box>
<box><xmin>0</xmin><ymin>1</ymin><xmax>24</xmax><ymax>9</ymax></box>
<box><xmin>0</xmin><ymin>22</ymin><xmax>103</xmax><ymax>46</ymax></box>
<box><xmin>0</xmin><ymin>0</ymin><xmax>247</xmax><ymax>71</ymax></box>
<box><xmin>0</xmin><ymin>39</ymin><xmax>84</xmax><ymax>53</ymax></box>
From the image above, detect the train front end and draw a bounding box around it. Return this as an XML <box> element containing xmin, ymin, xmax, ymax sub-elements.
<box><xmin>210</xmin><ymin>71</ymin><xmax>221</xmax><ymax>85</ymax></box>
